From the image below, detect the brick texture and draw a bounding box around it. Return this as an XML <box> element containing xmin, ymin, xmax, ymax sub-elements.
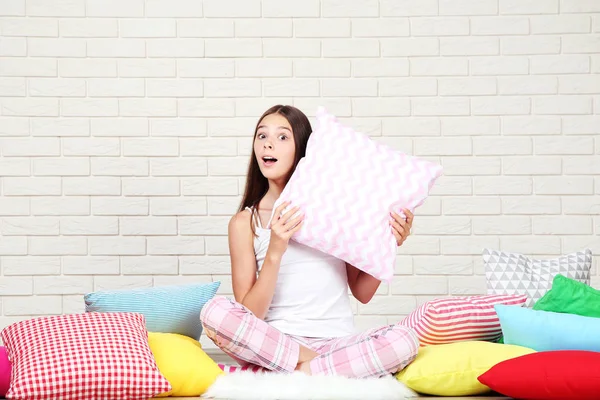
<box><xmin>0</xmin><ymin>0</ymin><xmax>598</xmax><ymax>350</ymax></box>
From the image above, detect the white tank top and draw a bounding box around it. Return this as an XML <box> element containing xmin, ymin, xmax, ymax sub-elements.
<box><xmin>245</xmin><ymin>207</ymin><xmax>356</xmax><ymax>338</ymax></box>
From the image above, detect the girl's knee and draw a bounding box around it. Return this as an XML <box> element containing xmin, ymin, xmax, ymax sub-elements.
<box><xmin>387</xmin><ymin>326</ymin><xmax>419</xmax><ymax>371</ymax></box>
<box><xmin>200</xmin><ymin>296</ymin><xmax>248</xmax><ymax>333</ymax></box>
<box><xmin>367</xmin><ymin>325</ymin><xmax>419</xmax><ymax>376</ymax></box>
<box><xmin>200</xmin><ymin>296</ymin><xmax>231</xmax><ymax>326</ymax></box>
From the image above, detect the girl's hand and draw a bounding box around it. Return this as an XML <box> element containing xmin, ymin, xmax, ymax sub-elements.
<box><xmin>390</xmin><ymin>208</ymin><xmax>413</xmax><ymax>247</ymax></box>
<box><xmin>268</xmin><ymin>201</ymin><xmax>304</xmax><ymax>257</ymax></box>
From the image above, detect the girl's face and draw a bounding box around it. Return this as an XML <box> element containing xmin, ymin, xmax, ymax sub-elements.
<box><xmin>254</xmin><ymin>113</ymin><xmax>296</xmax><ymax>182</ymax></box>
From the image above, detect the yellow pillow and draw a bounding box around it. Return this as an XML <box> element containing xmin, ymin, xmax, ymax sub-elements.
<box><xmin>395</xmin><ymin>341</ymin><xmax>535</xmax><ymax>396</ymax></box>
<box><xmin>148</xmin><ymin>332</ymin><xmax>224</xmax><ymax>397</ymax></box>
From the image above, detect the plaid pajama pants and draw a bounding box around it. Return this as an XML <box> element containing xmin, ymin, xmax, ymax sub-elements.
<box><xmin>200</xmin><ymin>296</ymin><xmax>419</xmax><ymax>379</ymax></box>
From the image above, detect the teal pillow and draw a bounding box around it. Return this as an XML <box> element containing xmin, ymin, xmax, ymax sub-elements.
<box><xmin>495</xmin><ymin>304</ymin><xmax>600</xmax><ymax>352</ymax></box>
<box><xmin>84</xmin><ymin>281</ymin><xmax>220</xmax><ymax>340</ymax></box>
<box><xmin>497</xmin><ymin>274</ymin><xmax>600</xmax><ymax>344</ymax></box>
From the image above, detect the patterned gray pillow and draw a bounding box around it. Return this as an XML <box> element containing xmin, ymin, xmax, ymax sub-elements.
<box><xmin>483</xmin><ymin>248</ymin><xmax>592</xmax><ymax>307</ymax></box>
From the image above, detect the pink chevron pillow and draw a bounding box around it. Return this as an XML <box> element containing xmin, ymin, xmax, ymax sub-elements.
<box><xmin>273</xmin><ymin>107</ymin><xmax>442</xmax><ymax>282</ymax></box>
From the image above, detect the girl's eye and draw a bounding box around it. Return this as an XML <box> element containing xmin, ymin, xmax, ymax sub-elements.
<box><xmin>257</xmin><ymin>133</ymin><xmax>266</xmax><ymax>139</ymax></box>
<box><xmin>279</xmin><ymin>135</ymin><xmax>288</xmax><ymax>140</ymax></box>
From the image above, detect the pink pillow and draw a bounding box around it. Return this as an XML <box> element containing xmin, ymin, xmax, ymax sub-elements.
<box><xmin>1</xmin><ymin>312</ymin><xmax>171</xmax><ymax>400</ymax></box>
<box><xmin>273</xmin><ymin>107</ymin><xmax>442</xmax><ymax>282</ymax></box>
<box><xmin>0</xmin><ymin>346</ymin><xmax>10</xmax><ymax>397</ymax></box>
<box><xmin>399</xmin><ymin>294</ymin><xmax>528</xmax><ymax>346</ymax></box>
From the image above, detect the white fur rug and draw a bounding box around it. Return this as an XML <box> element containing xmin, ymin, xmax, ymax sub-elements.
<box><xmin>201</xmin><ymin>370</ymin><xmax>417</xmax><ymax>400</ymax></box>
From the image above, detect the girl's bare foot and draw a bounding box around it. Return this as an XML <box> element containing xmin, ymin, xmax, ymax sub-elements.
<box><xmin>295</xmin><ymin>360</ymin><xmax>312</xmax><ymax>375</ymax></box>
<box><xmin>298</xmin><ymin>345</ymin><xmax>318</xmax><ymax>363</ymax></box>
<box><xmin>295</xmin><ymin>345</ymin><xmax>317</xmax><ymax>374</ymax></box>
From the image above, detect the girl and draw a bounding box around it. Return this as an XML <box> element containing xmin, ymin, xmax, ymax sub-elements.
<box><xmin>200</xmin><ymin>105</ymin><xmax>419</xmax><ymax>379</ymax></box>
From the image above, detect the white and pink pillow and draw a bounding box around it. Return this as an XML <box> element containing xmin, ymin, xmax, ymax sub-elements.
<box><xmin>1</xmin><ymin>312</ymin><xmax>171</xmax><ymax>400</ymax></box>
<box><xmin>272</xmin><ymin>107</ymin><xmax>443</xmax><ymax>282</ymax></box>
<box><xmin>399</xmin><ymin>294</ymin><xmax>528</xmax><ymax>346</ymax></box>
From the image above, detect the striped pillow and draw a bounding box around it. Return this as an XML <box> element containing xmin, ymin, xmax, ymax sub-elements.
<box><xmin>399</xmin><ymin>294</ymin><xmax>528</xmax><ymax>346</ymax></box>
<box><xmin>84</xmin><ymin>281</ymin><xmax>220</xmax><ymax>340</ymax></box>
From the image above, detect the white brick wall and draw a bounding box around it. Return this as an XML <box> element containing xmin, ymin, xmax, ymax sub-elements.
<box><xmin>1</xmin><ymin>0</ymin><xmax>599</xmax><ymax>349</ymax></box>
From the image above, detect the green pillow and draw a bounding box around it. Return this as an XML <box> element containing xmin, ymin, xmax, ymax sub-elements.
<box><xmin>533</xmin><ymin>274</ymin><xmax>600</xmax><ymax>317</ymax></box>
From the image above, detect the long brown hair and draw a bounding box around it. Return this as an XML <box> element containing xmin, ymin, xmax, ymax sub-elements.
<box><xmin>239</xmin><ymin>105</ymin><xmax>312</xmax><ymax>236</ymax></box>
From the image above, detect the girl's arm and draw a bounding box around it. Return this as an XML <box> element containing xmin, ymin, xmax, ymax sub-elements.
<box><xmin>229</xmin><ymin>202</ymin><xmax>303</xmax><ymax>320</ymax></box>
<box><xmin>229</xmin><ymin>211</ymin><xmax>279</xmax><ymax>320</ymax></box>
<box><xmin>346</xmin><ymin>264</ymin><xmax>381</xmax><ymax>304</ymax></box>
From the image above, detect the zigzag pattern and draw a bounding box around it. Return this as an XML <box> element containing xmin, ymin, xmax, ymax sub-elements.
<box><xmin>273</xmin><ymin>107</ymin><xmax>443</xmax><ymax>282</ymax></box>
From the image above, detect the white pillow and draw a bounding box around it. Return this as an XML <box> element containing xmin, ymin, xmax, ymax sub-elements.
<box><xmin>483</xmin><ymin>248</ymin><xmax>593</xmax><ymax>307</ymax></box>
<box><xmin>273</xmin><ymin>108</ymin><xmax>443</xmax><ymax>282</ymax></box>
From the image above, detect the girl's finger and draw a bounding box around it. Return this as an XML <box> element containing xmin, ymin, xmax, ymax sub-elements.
<box><xmin>290</xmin><ymin>219</ymin><xmax>304</xmax><ymax>234</ymax></box>
<box><xmin>284</xmin><ymin>213</ymin><xmax>304</xmax><ymax>230</ymax></box>
<box><xmin>404</xmin><ymin>208</ymin><xmax>414</xmax><ymax>224</ymax></box>
<box><xmin>392</xmin><ymin>211</ymin><xmax>410</xmax><ymax>229</ymax></box>
<box><xmin>284</xmin><ymin>220</ymin><xmax>303</xmax><ymax>239</ymax></box>
<box><xmin>391</xmin><ymin>222</ymin><xmax>404</xmax><ymax>238</ymax></box>
<box><xmin>274</xmin><ymin>201</ymin><xmax>291</xmax><ymax>218</ymax></box>
<box><xmin>390</xmin><ymin>218</ymin><xmax>405</xmax><ymax>234</ymax></box>
<box><xmin>392</xmin><ymin>228</ymin><xmax>402</xmax><ymax>243</ymax></box>
<box><xmin>399</xmin><ymin>218</ymin><xmax>409</xmax><ymax>231</ymax></box>
<box><xmin>281</xmin><ymin>206</ymin><xmax>300</xmax><ymax>224</ymax></box>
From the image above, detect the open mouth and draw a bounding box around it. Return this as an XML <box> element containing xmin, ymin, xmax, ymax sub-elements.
<box><xmin>262</xmin><ymin>156</ymin><xmax>278</xmax><ymax>166</ymax></box>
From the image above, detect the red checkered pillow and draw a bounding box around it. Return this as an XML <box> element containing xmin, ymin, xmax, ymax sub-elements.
<box><xmin>399</xmin><ymin>294</ymin><xmax>528</xmax><ymax>346</ymax></box>
<box><xmin>1</xmin><ymin>312</ymin><xmax>171</xmax><ymax>400</ymax></box>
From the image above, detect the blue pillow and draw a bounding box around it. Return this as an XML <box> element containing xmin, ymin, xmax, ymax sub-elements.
<box><xmin>495</xmin><ymin>304</ymin><xmax>600</xmax><ymax>352</ymax></box>
<box><xmin>84</xmin><ymin>281</ymin><xmax>220</xmax><ymax>340</ymax></box>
